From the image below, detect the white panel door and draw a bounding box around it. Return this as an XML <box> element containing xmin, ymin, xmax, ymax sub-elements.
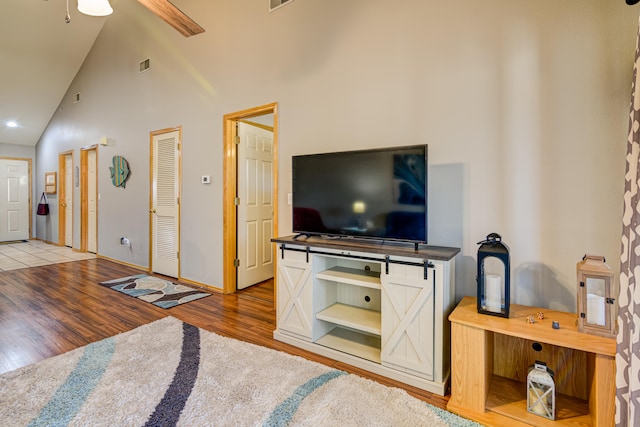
<box><xmin>87</xmin><ymin>150</ymin><xmax>97</xmax><ymax>253</ymax></box>
<box><xmin>0</xmin><ymin>159</ymin><xmax>29</xmax><ymax>242</ymax></box>
<box><xmin>381</xmin><ymin>264</ymin><xmax>435</xmax><ymax>380</ymax></box>
<box><xmin>151</xmin><ymin>130</ymin><xmax>180</xmax><ymax>278</ymax></box>
<box><xmin>237</xmin><ymin>121</ymin><xmax>274</xmax><ymax>289</ymax></box>
<box><xmin>64</xmin><ymin>154</ymin><xmax>73</xmax><ymax>247</ymax></box>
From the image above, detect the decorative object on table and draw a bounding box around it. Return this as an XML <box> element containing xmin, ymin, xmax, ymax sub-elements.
<box><xmin>36</xmin><ymin>193</ymin><xmax>49</xmax><ymax>216</ymax></box>
<box><xmin>477</xmin><ymin>232</ymin><xmax>511</xmax><ymax>317</ymax></box>
<box><xmin>109</xmin><ymin>155</ymin><xmax>130</xmax><ymax>188</ymax></box>
<box><xmin>527</xmin><ymin>361</ymin><xmax>555</xmax><ymax>420</ymax></box>
<box><xmin>526</xmin><ymin>315</ymin><xmax>536</xmax><ymax>324</ymax></box>
<box><xmin>537</xmin><ymin>312</ymin><xmax>545</xmax><ymax>320</ymax></box>
<box><xmin>576</xmin><ymin>254</ymin><xmax>617</xmax><ymax>338</ymax></box>
<box><xmin>44</xmin><ymin>171</ymin><xmax>56</xmax><ymax>194</ymax></box>
<box><xmin>552</xmin><ymin>321</ymin><xmax>560</xmax><ymax>330</ymax></box>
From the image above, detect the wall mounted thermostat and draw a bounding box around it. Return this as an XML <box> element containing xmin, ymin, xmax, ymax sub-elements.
<box><xmin>201</xmin><ymin>175</ymin><xmax>211</xmax><ymax>184</ymax></box>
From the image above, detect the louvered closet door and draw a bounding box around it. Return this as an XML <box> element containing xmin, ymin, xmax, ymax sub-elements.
<box><xmin>151</xmin><ymin>130</ymin><xmax>180</xmax><ymax>278</ymax></box>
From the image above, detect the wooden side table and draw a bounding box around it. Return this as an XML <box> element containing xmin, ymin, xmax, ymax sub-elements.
<box><xmin>447</xmin><ymin>296</ymin><xmax>615</xmax><ymax>426</ymax></box>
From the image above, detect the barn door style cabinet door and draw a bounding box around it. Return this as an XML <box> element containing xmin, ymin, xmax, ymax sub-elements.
<box><xmin>381</xmin><ymin>263</ymin><xmax>436</xmax><ymax>381</ymax></box>
<box><xmin>272</xmin><ymin>236</ymin><xmax>459</xmax><ymax>395</ymax></box>
<box><xmin>276</xmin><ymin>248</ymin><xmax>314</xmax><ymax>340</ymax></box>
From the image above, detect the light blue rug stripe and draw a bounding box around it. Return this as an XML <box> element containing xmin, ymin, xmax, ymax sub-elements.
<box><xmin>27</xmin><ymin>337</ymin><xmax>116</xmax><ymax>427</ymax></box>
<box><xmin>263</xmin><ymin>370</ymin><xmax>347</xmax><ymax>427</ymax></box>
<box><xmin>429</xmin><ymin>404</ymin><xmax>484</xmax><ymax>426</ymax></box>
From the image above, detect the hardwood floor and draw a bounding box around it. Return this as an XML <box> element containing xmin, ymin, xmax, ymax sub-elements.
<box><xmin>0</xmin><ymin>258</ymin><xmax>449</xmax><ymax>409</ymax></box>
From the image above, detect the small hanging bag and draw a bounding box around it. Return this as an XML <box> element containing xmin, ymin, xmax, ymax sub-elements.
<box><xmin>37</xmin><ymin>192</ymin><xmax>49</xmax><ymax>216</ymax></box>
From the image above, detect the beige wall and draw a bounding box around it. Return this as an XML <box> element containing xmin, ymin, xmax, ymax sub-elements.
<box><xmin>35</xmin><ymin>0</ymin><xmax>638</xmax><ymax>310</ymax></box>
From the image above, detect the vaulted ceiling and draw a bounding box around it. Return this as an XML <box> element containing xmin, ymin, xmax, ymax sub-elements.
<box><xmin>0</xmin><ymin>0</ymin><xmax>115</xmax><ymax>147</ymax></box>
<box><xmin>0</xmin><ymin>0</ymin><xmax>206</xmax><ymax>147</ymax></box>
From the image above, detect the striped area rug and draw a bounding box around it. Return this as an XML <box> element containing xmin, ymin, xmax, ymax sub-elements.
<box><xmin>0</xmin><ymin>317</ymin><xmax>480</xmax><ymax>426</ymax></box>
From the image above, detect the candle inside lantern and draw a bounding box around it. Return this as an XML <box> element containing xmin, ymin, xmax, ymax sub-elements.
<box><xmin>485</xmin><ymin>274</ymin><xmax>502</xmax><ymax>312</ymax></box>
<box><xmin>586</xmin><ymin>293</ymin><xmax>606</xmax><ymax>326</ymax></box>
<box><xmin>527</xmin><ymin>361</ymin><xmax>555</xmax><ymax>420</ymax></box>
<box><xmin>528</xmin><ymin>386</ymin><xmax>552</xmax><ymax>417</ymax></box>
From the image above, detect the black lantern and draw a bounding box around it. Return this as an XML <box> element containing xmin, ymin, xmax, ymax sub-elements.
<box><xmin>477</xmin><ymin>233</ymin><xmax>510</xmax><ymax>318</ymax></box>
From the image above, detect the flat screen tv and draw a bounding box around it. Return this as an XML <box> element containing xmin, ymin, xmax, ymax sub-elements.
<box><xmin>292</xmin><ymin>144</ymin><xmax>427</xmax><ymax>244</ymax></box>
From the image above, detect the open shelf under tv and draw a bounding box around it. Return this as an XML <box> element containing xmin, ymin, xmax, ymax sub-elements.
<box><xmin>272</xmin><ymin>235</ymin><xmax>459</xmax><ymax>395</ymax></box>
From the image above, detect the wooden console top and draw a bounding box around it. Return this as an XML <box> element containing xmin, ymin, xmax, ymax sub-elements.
<box><xmin>450</xmin><ymin>297</ymin><xmax>615</xmax><ymax>357</ymax></box>
<box><xmin>272</xmin><ymin>235</ymin><xmax>460</xmax><ymax>261</ymax></box>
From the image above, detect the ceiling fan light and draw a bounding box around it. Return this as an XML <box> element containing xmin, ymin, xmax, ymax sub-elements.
<box><xmin>78</xmin><ymin>0</ymin><xmax>113</xmax><ymax>17</ymax></box>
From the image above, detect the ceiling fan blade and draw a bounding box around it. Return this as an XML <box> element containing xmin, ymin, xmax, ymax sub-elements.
<box><xmin>137</xmin><ymin>0</ymin><xmax>205</xmax><ymax>37</ymax></box>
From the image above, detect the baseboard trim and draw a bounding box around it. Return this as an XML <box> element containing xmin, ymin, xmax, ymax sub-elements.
<box><xmin>97</xmin><ymin>254</ymin><xmax>147</xmax><ymax>272</ymax></box>
<box><xmin>95</xmin><ymin>255</ymin><xmax>223</xmax><ymax>294</ymax></box>
<box><xmin>179</xmin><ymin>277</ymin><xmax>222</xmax><ymax>294</ymax></box>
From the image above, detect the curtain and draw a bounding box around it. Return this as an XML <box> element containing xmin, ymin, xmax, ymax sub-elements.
<box><xmin>617</xmin><ymin>16</ymin><xmax>640</xmax><ymax>427</ymax></box>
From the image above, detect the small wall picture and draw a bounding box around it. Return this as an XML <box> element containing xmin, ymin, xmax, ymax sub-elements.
<box><xmin>45</xmin><ymin>172</ymin><xmax>57</xmax><ymax>194</ymax></box>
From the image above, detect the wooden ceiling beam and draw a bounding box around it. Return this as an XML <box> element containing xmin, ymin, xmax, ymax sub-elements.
<box><xmin>137</xmin><ymin>0</ymin><xmax>205</xmax><ymax>37</ymax></box>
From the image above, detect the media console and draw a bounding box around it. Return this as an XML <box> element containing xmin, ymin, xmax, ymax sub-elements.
<box><xmin>271</xmin><ymin>235</ymin><xmax>459</xmax><ymax>395</ymax></box>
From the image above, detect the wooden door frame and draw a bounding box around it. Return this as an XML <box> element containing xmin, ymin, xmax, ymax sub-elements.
<box><xmin>0</xmin><ymin>156</ymin><xmax>32</xmax><ymax>239</ymax></box>
<box><xmin>58</xmin><ymin>150</ymin><xmax>73</xmax><ymax>247</ymax></box>
<box><xmin>148</xmin><ymin>126</ymin><xmax>182</xmax><ymax>278</ymax></box>
<box><xmin>80</xmin><ymin>145</ymin><xmax>98</xmax><ymax>252</ymax></box>
<box><xmin>222</xmin><ymin>102</ymin><xmax>278</xmax><ymax>294</ymax></box>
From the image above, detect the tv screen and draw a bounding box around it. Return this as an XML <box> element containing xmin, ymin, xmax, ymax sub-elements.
<box><xmin>292</xmin><ymin>144</ymin><xmax>427</xmax><ymax>243</ymax></box>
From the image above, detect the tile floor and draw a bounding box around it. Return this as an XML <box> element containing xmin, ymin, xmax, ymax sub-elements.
<box><xmin>0</xmin><ymin>240</ymin><xmax>96</xmax><ymax>272</ymax></box>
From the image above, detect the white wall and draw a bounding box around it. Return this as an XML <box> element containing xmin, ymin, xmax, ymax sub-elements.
<box><xmin>0</xmin><ymin>143</ymin><xmax>35</xmax><ymax>159</ymax></box>
<box><xmin>35</xmin><ymin>0</ymin><xmax>638</xmax><ymax>310</ymax></box>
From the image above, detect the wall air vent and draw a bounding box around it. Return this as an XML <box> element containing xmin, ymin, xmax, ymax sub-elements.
<box><xmin>139</xmin><ymin>58</ymin><xmax>150</xmax><ymax>73</ymax></box>
<box><xmin>269</xmin><ymin>0</ymin><xmax>294</xmax><ymax>12</ymax></box>
<box><xmin>73</xmin><ymin>92</ymin><xmax>80</xmax><ymax>104</ymax></box>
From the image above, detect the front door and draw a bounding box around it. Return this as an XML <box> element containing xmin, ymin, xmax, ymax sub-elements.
<box><xmin>150</xmin><ymin>128</ymin><xmax>181</xmax><ymax>278</ymax></box>
<box><xmin>0</xmin><ymin>158</ymin><xmax>29</xmax><ymax>242</ymax></box>
<box><xmin>237</xmin><ymin>121</ymin><xmax>275</xmax><ymax>289</ymax></box>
